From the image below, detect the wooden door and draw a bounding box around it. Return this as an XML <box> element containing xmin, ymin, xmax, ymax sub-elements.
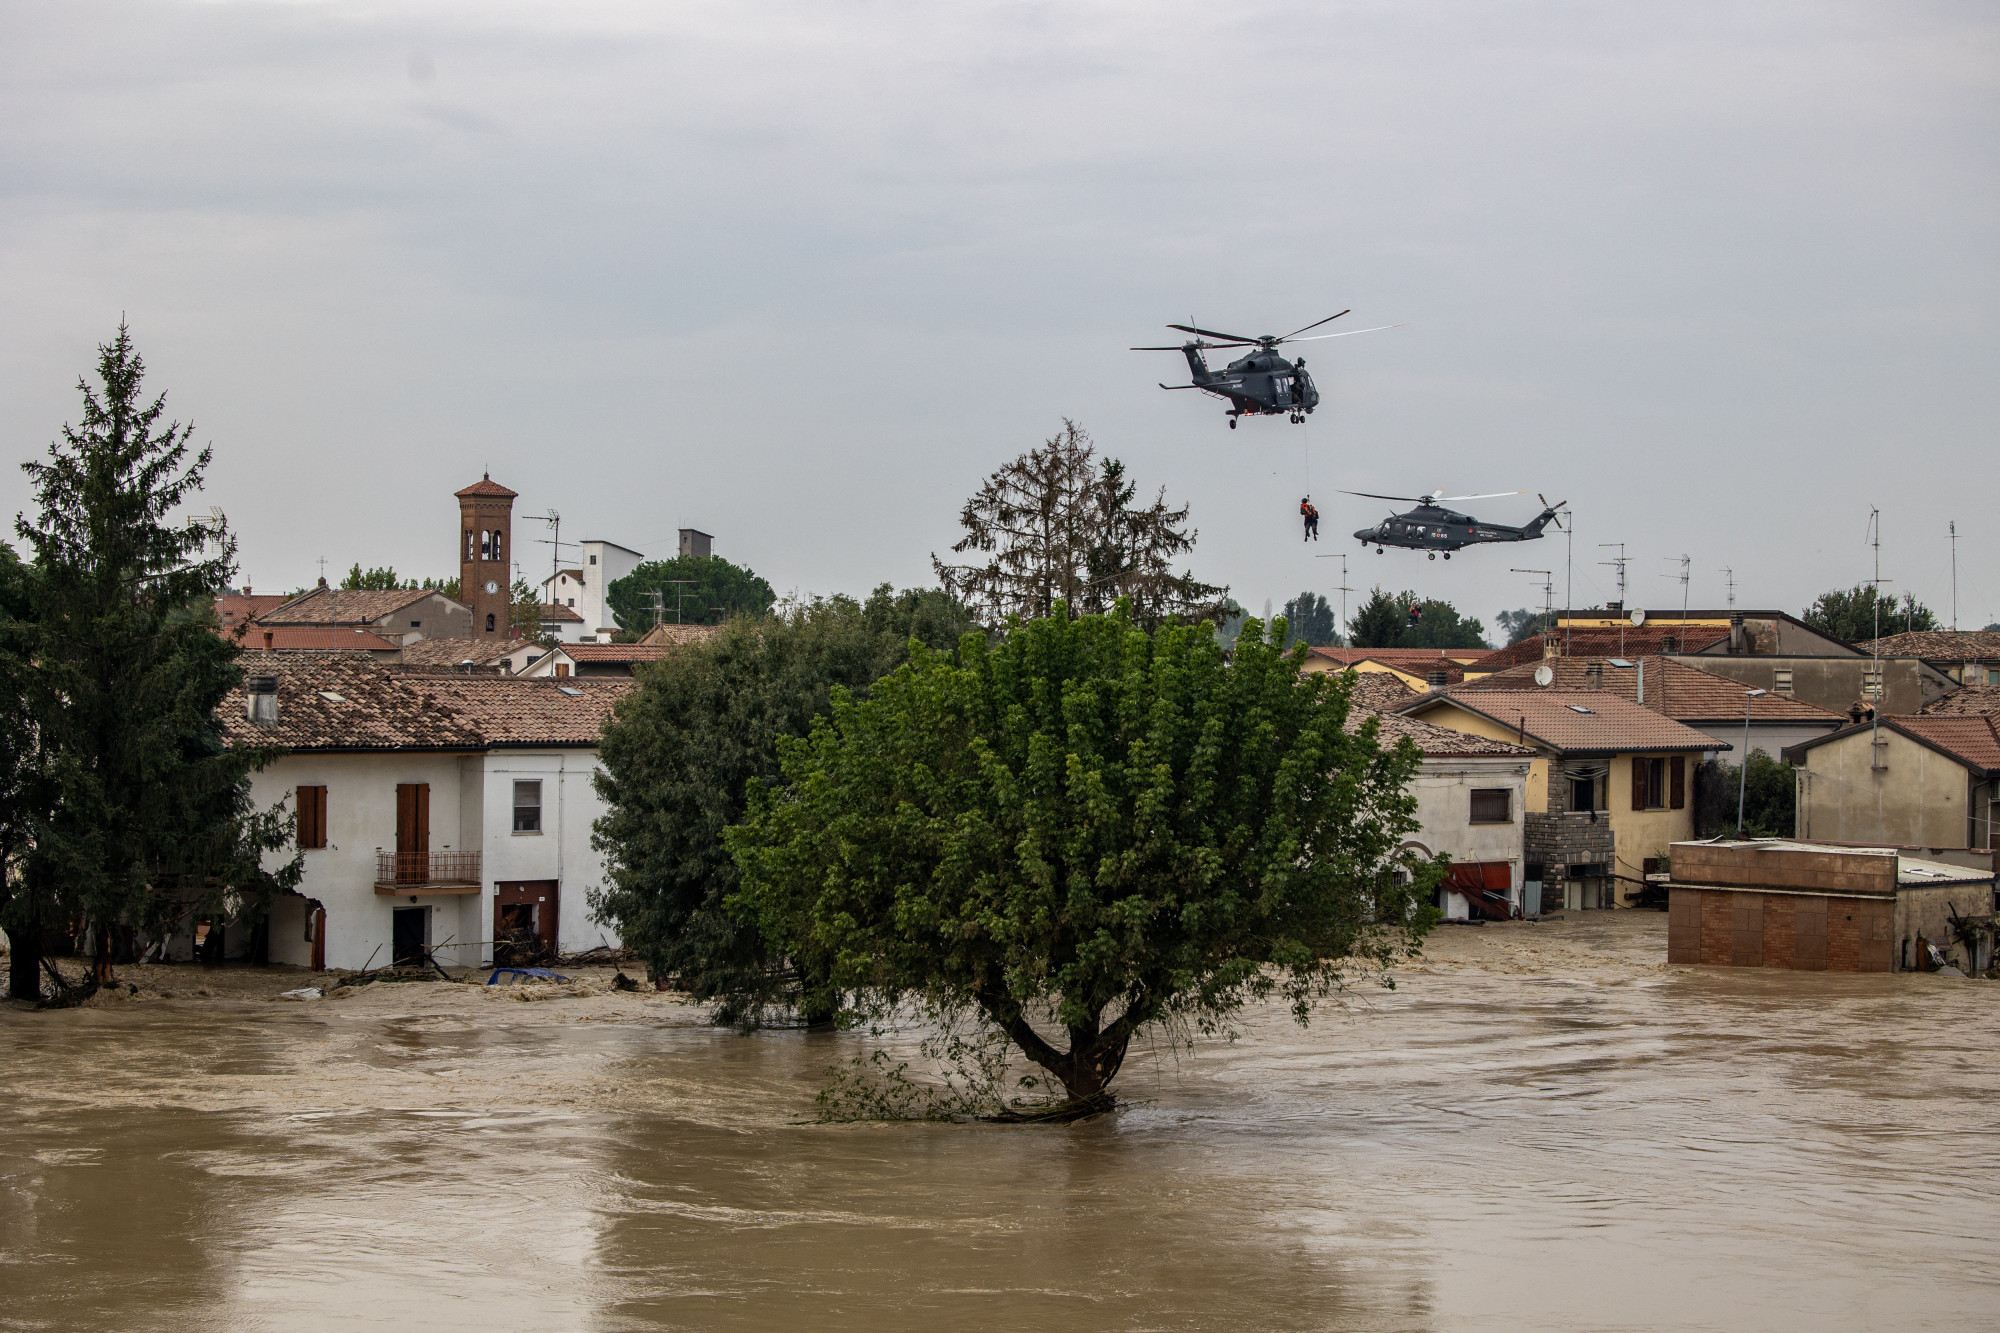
<box><xmin>395</xmin><ymin>783</ymin><xmax>430</xmax><ymax>883</ymax></box>
<box><xmin>494</xmin><ymin>881</ymin><xmax>560</xmax><ymax>960</ymax></box>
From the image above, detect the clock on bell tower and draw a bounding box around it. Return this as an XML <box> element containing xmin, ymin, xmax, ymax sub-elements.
<box><xmin>455</xmin><ymin>472</ymin><xmax>518</xmax><ymax>640</ymax></box>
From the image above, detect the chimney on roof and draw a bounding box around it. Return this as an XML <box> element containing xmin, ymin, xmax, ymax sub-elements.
<box><xmin>1729</xmin><ymin>609</ymin><xmax>1745</xmax><ymax>654</ymax></box>
<box><xmin>245</xmin><ymin>675</ymin><xmax>279</xmax><ymax>726</ymax></box>
<box><xmin>1543</xmin><ymin>635</ymin><xmax>1560</xmax><ymax>660</ymax></box>
<box><xmin>1426</xmin><ymin>667</ymin><xmax>1448</xmax><ymax>692</ymax></box>
<box><xmin>1636</xmin><ymin>659</ymin><xmax>1645</xmax><ymax>705</ymax></box>
<box><xmin>1585</xmin><ymin>661</ymin><xmax>1603</xmax><ymax>689</ymax></box>
<box><xmin>263</xmin><ymin>629</ymin><xmax>274</xmax><ymax>651</ymax></box>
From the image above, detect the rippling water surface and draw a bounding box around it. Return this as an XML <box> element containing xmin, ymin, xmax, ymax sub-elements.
<box><xmin>3</xmin><ymin>914</ymin><xmax>1996</xmax><ymax>1331</ymax></box>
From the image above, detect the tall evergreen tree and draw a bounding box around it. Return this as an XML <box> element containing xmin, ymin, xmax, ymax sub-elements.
<box><xmin>0</xmin><ymin>545</ymin><xmax>38</xmax><ymax>999</ymax></box>
<box><xmin>6</xmin><ymin>325</ymin><xmax>298</xmax><ymax>996</ymax></box>
<box><xmin>933</xmin><ymin>420</ymin><xmax>1227</xmax><ymax>629</ymax></box>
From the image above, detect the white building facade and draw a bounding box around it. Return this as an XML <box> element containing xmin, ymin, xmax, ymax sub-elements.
<box><xmin>225</xmin><ymin>656</ymin><xmax>631</xmax><ymax>971</ymax></box>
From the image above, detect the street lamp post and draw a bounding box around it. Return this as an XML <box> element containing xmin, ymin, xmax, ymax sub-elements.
<box><xmin>1739</xmin><ymin>689</ymin><xmax>1768</xmax><ymax>834</ymax></box>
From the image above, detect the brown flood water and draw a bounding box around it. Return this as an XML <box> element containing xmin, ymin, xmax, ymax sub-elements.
<box><xmin>3</xmin><ymin>912</ymin><xmax>1997</xmax><ymax>1332</ymax></box>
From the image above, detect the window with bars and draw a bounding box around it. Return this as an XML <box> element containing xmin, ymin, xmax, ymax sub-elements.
<box><xmin>1774</xmin><ymin>668</ymin><xmax>1794</xmax><ymax>694</ymax></box>
<box><xmin>1469</xmin><ymin>788</ymin><xmax>1512</xmax><ymax>823</ymax></box>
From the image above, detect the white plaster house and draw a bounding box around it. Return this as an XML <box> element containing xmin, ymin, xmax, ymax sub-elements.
<box><xmin>221</xmin><ymin>653</ymin><xmax>632</xmax><ymax>971</ymax></box>
<box><xmin>1345</xmin><ymin>673</ymin><xmax>1538</xmax><ymax>919</ymax></box>
<box><xmin>537</xmin><ymin>540</ymin><xmax>645</xmax><ymax>642</ymax></box>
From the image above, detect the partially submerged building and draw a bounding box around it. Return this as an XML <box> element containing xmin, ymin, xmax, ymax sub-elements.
<box><xmin>1784</xmin><ymin>714</ymin><xmax>2000</xmax><ymax>850</ymax></box>
<box><xmin>1666</xmin><ymin>839</ymin><xmax>1996</xmax><ymax>973</ymax></box>
<box><xmin>1399</xmin><ymin>690</ymin><xmax>1725</xmax><ymax>909</ymax></box>
<box><xmin>219</xmin><ymin>652</ymin><xmax>631</xmax><ymax>971</ymax></box>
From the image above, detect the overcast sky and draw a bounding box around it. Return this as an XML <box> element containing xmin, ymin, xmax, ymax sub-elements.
<box><xmin>4</xmin><ymin>0</ymin><xmax>1996</xmax><ymax>635</ymax></box>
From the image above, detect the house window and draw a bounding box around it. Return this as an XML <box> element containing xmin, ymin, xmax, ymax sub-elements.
<box><xmin>1569</xmin><ymin>773</ymin><xmax>1600</xmax><ymax>813</ymax></box>
<box><xmin>1988</xmin><ymin>668</ymin><xmax>1999</xmax><ymax>686</ymax></box>
<box><xmin>1630</xmin><ymin>756</ymin><xmax>1686</xmax><ymax>809</ymax></box>
<box><xmin>513</xmin><ymin>780</ymin><xmax>542</xmax><ymax>833</ymax></box>
<box><xmin>588</xmin><ymin>554</ymin><xmax>597</xmax><ymax>565</ymax></box>
<box><xmin>465</xmin><ymin>529</ymin><xmax>476</xmax><ymax>561</ymax></box>
<box><xmin>1469</xmin><ymin>788</ymin><xmax>1512</xmax><ymax>823</ymax></box>
<box><xmin>485</xmin><ymin>613</ymin><xmax>496</xmax><ymax>632</ymax></box>
<box><xmin>1861</xmin><ymin>669</ymin><xmax>1882</xmax><ymax>699</ymax></box>
<box><xmin>1773</xmin><ymin>669</ymin><xmax>1793</xmax><ymax>694</ymax></box>
<box><xmin>296</xmin><ymin>785</ymin><xmax>328</xmax><ymax>849</ymax></box>
<box><xmin>567</xmin><ymin>598</ymin><xmax>574</xmax><ymax>607</ymax></box>
<box><xmin>410</xmin><ymin>620</ymin><xmax>421</xmax><ymax>628</ymax></box>
<box><xmin>554</xmin><ymin>662</ymin><xmax>570</xmax><ymax>678</ymax></box>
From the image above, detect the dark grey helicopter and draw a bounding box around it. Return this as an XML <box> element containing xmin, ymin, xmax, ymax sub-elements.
<box><xmin>1132</xmin><ymin>311</ymin><xmax>1399</xmax><ymax>428</ymax></box>
<box><xmin>1348</xmin><ymin>490</ymin><xmax>1566</xmax><ymax>559</ymax></box>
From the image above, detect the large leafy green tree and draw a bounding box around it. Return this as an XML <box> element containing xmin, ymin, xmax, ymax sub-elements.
<box><xmin>6</xmin><ymin>325</ymin><xmax>299</xmax><ymax>996</ymax></box>
<box><xmin>726</xmin><ymin>604</ymin><xmax>1436</xmax><ymax>1110</ymax></box>
<box><xmin>933</xmin><ymin>420</ymin><xmax>1227</xmax><ymax>630</ymax></box>
<box><xmin>1280</xmin><ymin>591</ymin><xmax>1341</xmax><ymax>647</ymax></box>
<box><xmin>591</xmin><ymin>585</ymin><xmax>977</xmax><ymax>1019</ymax></box>
<box><xmin>1803</xmin><ymin>584</ymin><xmax>1938</xmax><ymax>643</ymax></box>
<box><xmin>607</xmin><ymin>554</ymin><xmax>775</xmax><ymax>631</ymax></box>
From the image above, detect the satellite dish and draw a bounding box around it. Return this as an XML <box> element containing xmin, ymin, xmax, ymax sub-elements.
<box><xmin>1629</xmin><ymin>609</ymin><xmax>1647</xmax><ymax>627</ymax></box>
<box><xmin>1534</xmin><ymin>664</ymin><xmax>1554</xmax><ymax>687</ymax></box>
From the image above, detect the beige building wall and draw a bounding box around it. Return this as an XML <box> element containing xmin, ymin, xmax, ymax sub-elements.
<box><xmin>1611</xmin><ymin>757</ymin><xmax>1698</xmax><ymax>878</ymax></box>
<box><xmin>1300</xmin><ymin>658</ymin><xmax>1430</xmax><ymax>690</ymax></box>
<box><xmin>1795</xmin><ymin>728</ymin><xmax>1977</xmax><ymax>847</ymax></box>
<box><xmin>1405</xmin><ymin>701</ymin><xmax>1551</xmax><ymax>811</ymax></box>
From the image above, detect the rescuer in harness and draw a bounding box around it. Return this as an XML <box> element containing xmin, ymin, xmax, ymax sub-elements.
<box><xmin>1300</xmin><ymin>497</ymin><xmax>1319</xmax><ymax>542</ymax></box>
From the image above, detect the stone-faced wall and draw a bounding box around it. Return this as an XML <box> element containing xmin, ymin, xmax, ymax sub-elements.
<box><xmin>1525</xmin><ymin>811</ymin><xmax>1613</xmax><ymax>881</ymax></box>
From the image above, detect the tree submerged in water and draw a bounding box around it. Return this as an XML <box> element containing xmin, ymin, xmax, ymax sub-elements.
<box><xmin>725</xmin><ymin>604</ymin><xmax>1438</xmax><ymax>1115</ymax></box>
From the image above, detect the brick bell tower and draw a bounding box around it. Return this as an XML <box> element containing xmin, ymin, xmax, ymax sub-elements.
<box><xmin>456</xmin><ymin>473</ymin><xmax>518</xmax><ymax>640</ymax></box>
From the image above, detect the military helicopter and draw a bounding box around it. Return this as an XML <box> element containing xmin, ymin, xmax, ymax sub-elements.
<box><xmin>1347</xmin><ymin>490</ymin><xmax>1566</xmax><ymax>559</ymax></box>
<box><xmin>1132</xmin><ymin>311</ymin><xmax>1399</xmax><ymax>428</ymax></box>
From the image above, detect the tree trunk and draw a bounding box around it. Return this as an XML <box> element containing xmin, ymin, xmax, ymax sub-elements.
<box><xmin>94</xmin><ymin>927</ymin><xmax>113</xmax><ymax>987</ymax></box>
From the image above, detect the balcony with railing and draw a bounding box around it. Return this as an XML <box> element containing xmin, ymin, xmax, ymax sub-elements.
<box><xmin>374</xmin><ymin>850</ymin><xmax>483</xmax><ymax>895</ymax></box>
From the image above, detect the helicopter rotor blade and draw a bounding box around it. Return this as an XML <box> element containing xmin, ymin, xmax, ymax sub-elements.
<box><xmin>1430</xmin><ymin>490</ymin><xmax>1529</xmax><ymax>503</ymax></box>
<box><xmin>1340</xmin><ymin>490</ymin><xmax>1425</xmax><ymax>503</ymax></box>
<box><xmin>1285</xmin><ymin>323</ymin><xmax>1405</xmax><ymax>342</ymax></box>
<box><xmin>1277</xmin><ymin>310</ymin><xmax>1350</xmax><ymax>340</ymax></box>
<box><xmin>1167</xmin><ymin>323</ymin><xmax>1261</xmax><ymax>344</ymax></box>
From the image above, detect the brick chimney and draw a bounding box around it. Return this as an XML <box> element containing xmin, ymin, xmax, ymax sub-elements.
<box><xmin>456</xmin><ymin>473</ymin><xmax>518</xmax><ymax>640</ymax></box>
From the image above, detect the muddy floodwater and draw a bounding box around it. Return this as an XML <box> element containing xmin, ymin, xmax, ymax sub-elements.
<box><xmin>4</xmin><ymin>913</ymin><xmax>1997</xmax><ymax>1331</ymax></box>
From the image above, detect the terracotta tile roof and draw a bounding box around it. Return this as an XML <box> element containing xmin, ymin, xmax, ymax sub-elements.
<box><xmin>261</xmin><ymin>586</ymin><xmax>433</xmax><ymax>625</ymax></box>
<box><xmin>1473</xmin><ymin>627</ymin><xmax>1729</xmax><ymax>673</ymax></box>
<box><xmin>228</xmin><ymin>625</ymin><xmax>401</xmax><ymax>653</ymax></box>
<box><xmin>1402</xmin><ymin>690</ymin><xmax>1727</xmax><ymax>754</ymax></box>
<box><xmin>216</xmin><ymin>592</ymin><xmax>290</xmax><ymax>628</ymax></box>
<box><xmin>1787</xmin><ymin>714</ymin><xmax>2000</xmax><ymax>774</ymax></box>
<box><xmin>396</xmin><ymin>636</ymin><xmax>520</xmax><ymax>667</ymax></box>
<box><xmin>1453</xmin><ymin>655</ymin><xmax>1844</xmax><ymax>724</ymax></box>
<box><xmin>220</xmin><ymin>653</ymin><xmax>628</xmax><ymax>751</ymax></box>
<box><xmin>455</xmin><ymin>475</ymin><xmax>518</xmax><ymax>498</ymax></box>
<box><xmin>558</xmin><ymin>643</ymin><xmax>686</xmax><ymax>663</ymax></box>
<box><xmin>538</xmin><ymin>603</ymin><xmax>584</xmax><ymax>622</ymax></box>
<box><xmin>1859</xmin><ymin>630</ymin><xmax>2000</xmax><ymax>663</ymax></box>
<box><xmin>413</xmin><ymin>675</ymin><xmax>632</xmax><ymax>746</ymax></box>
<box><xmin>1343</xmin><ymin>671</ymin><xmax>1420</xmax><ymax>711</ymax></box>
<box><xmin>221</xmin><ymin>654</ymin><xmax>483</xmax><ymax>751</ymax></box>
<box><xmin>637</xmin><ymin>622</ymin><xmax>727</xmax><ymax>647</ymax></box>
<box><xmin>1351</xmin><ymin>705</ymin><xmax>1538</xmax><ymax>758</ymax></box>
<box><xmin>1924</xmin><ymin>685</ymin><xmax>2000</xmax><ymax>716</ymax></box>
<box><xmin>1306</xmin><ymin>646</ymin><xmax>1491</xmax><ymax>668</ymax></box>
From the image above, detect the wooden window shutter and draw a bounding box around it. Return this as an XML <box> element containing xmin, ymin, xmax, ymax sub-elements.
<box><xmin>297</xmin><ymin>785</ymin><xmax>327</xmax><ymax>848</ymax></box>
<box><xmin>1670</xmin><ymin>755</ymin><xmax>1686</xmax><ymax>809</ymax></box>
<box><xmin>1631</xmin><ymin>756</ymin><xmax>1647</xmax><ymax>810</ymax></box>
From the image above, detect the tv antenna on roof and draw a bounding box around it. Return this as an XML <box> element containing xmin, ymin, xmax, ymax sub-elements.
<box><xmin>1512</xmin><ymin>568</ymin><xmax>1554</xmax><ymax>653</ymax></box>
<box><xmin>1315</xmin><ymin>551</ymin><xmax>1353</xmax><ymax>645</ymax></box>
<box><xmin>1719</xmin><ymin>566</ymin><xmax>1735</xmax><ymax>610</ymax></box>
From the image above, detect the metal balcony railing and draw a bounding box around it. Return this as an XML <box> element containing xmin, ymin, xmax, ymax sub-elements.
<box><xmin>375</xmin><ymin>851</ymin><xmax>482</xmax><ymax>890</ymax></box>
